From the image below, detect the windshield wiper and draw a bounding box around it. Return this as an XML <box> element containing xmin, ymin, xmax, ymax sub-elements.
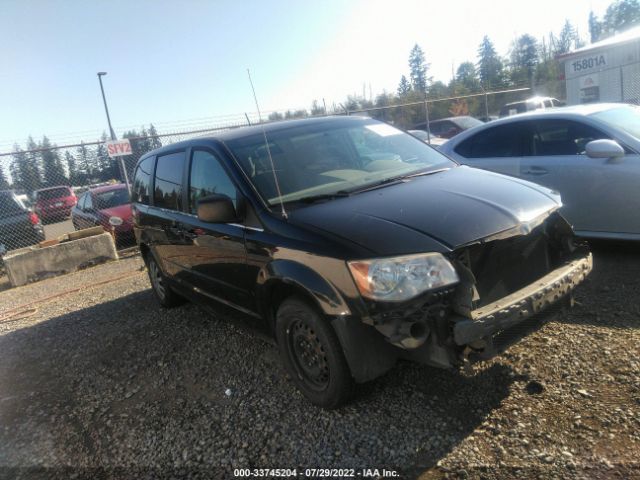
<box><xmin>292</xmin><ymin>190</ymin><xmax>351</xmax><ymax>204</ymax></box>
<box><xmin>349</xmin><ymin>167</ymin><xmax>450</xmax><ymax>195</ymax></box>
<box><xmin>401</xmin><ymin>167</ymin><xmax>450</xmax><ymax>179</ymax></box>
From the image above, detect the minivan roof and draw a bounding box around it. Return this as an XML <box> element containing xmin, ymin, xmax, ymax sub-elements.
<box><xmin>139</xmin><ymin>116</ymin><xmax>373</xmax><ymax>159</ymax></box>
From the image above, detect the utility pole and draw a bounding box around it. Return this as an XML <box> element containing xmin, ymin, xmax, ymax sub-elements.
<box><xmin>96</xmin><ymin>72</ymin><xmax>130</xmax><ymax>190</ymax></box>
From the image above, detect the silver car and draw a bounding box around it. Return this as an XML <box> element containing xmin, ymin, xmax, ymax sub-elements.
<box><xmin>440</xmin><ymin>103</ymin><xmax>640</xmax><ymax>241</ymax></box>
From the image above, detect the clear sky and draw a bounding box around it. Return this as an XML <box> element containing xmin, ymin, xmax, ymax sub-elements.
<box><xmin>0</xmin><ymin>0</ymin><xmax>612</xmax><ymax>149</ymax></box>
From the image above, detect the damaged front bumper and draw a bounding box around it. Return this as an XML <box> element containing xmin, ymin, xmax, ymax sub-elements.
<box><xmin>452</xmin><ymin>252</ymin><xmax>592</xmax><ymax>354</ymax></box>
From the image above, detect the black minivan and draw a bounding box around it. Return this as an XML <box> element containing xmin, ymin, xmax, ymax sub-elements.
<box><xmin>132</xmin><ymin>116</ymin><xmax>592</xmax><ymax>408</ymax></box>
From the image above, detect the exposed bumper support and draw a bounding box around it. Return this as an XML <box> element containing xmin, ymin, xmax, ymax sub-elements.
<box><xmin>452</xmin><ymin>253</ymin><xmax>593</xmax><ymax>346</ymax></box>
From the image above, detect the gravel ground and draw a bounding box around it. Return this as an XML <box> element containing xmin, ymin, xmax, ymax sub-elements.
<box><xmin>0</xmin><ymin>243</ymin><xmax>638</xmax><ymax>480</ymax></box>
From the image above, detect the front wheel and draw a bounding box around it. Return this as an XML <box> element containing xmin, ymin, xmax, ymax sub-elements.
<box><xmin>146</xmin><ymin>255</ymin><xmax>185</xmax><ymax>308</ymax></box>
<box><xmin>276</xmin><ymin>297</ymin><xmax>353</xmax><ymax>408</ymax></box>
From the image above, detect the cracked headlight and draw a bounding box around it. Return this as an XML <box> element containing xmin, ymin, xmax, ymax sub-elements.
<box><xmin>348</xmin><ymin>253</ymin><xmax>459</xmax><ymax>302</ymax></box>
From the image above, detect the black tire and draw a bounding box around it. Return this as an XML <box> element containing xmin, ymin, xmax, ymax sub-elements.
<box><xmin>146</xmin><ymin>254</ymin><xmax>186</xmax><ymax>308</ymax></box>
<box><xmin>276</xmin><ymin>296</ymin><xmax>353</xmax><ymax>408</ymax></box>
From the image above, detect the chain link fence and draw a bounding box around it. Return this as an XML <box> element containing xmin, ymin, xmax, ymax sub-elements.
<box><xmin>0</xmin><ymin>84</ymin><xmax>559</xmax><ymax>257</ymax></box>
<box><xmin>0</xmin><ymin>78</ymin><xmax>568</xmax><ymax>258</ymax></box>
<box><xmin>0</xmin><ymin>119</ymin><xmax>259</xmax><ymax>258</ymax></box>
<box><xmin>344</xmin><ymin>81</ymin><xmax>567</xmax><ymax>134</ymax></box>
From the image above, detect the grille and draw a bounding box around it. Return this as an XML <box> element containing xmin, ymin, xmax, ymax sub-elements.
<box><xmin>463</xmin><ymin>226</ymin><xmax>552</xmax><ymax>308</ymax></box>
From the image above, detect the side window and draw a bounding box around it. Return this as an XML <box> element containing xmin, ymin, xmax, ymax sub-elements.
<box><xmin>454</xmin><ymin>123</ymin><xmax>528</xmax><ymax>158</ymax></box>
<box><xmin>154</xmin><ymin>152</ymin><xmax>186</xmax><ymax>210</ymax></box>
<box><xmin>84</xmin><ymin>194</ymin><xmax>93</xmax><ymax>211</ymax></box>
<box><xmin>133</xmin><ymin>156</ymin><xmax>155</xmax><ymax>205</ymax></box>
<box><xmin>189</xmin><ymin>150</ymin><xmax>238</xmax><ymax>214</ymax></box>
<box><xmin>532</xmin><ymin>120</ymin><xmax>610</xmax><ymax>156</ymax></box>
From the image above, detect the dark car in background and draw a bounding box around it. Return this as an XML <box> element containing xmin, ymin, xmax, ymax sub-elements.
<box><xmin>408</xmin><ymin>129</ymin><xmax>448</xmax><ymax>147</ymax></box>
<box><xmin>0</xmin><ymin>190</ymin><xmax>44</xmax><ymax>255</ymax></box>
<box><xmin>34</xmin><ymin>185</ymin><xmax>77</xmax><ymax>223</ymax></box>
<box><xmin>132</xmin><ymin>116</ymin><xmax>592</xmax><ymax>408</ymax></box>
<box><xmin>413</xmin><ymin>115</ymin><xmax>483</xmax><ymax>139</ymax></box>
<box><xmin>71</xmin><ymin>183</ymin><xmax>133</xmax><ymax>243</ymax></box>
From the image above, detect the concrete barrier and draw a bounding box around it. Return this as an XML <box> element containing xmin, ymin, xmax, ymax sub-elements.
<box><xmin>3</xmin><ymin>232</ymin><xmax>118</xmax><ymax>287</ymax></box>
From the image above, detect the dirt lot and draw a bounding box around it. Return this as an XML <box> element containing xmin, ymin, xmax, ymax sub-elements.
<box><xmin>0</xmin><ymin>243</ymin><xmax>638</xmax><ymax>479</ymax></box>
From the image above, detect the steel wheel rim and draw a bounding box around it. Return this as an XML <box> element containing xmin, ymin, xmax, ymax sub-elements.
<box><xmin>287</xmin><ymin>319</ymin><xmax>330</xmax><ymax>391</ymax></box>
<box><xmin>149</xmin><ymin>260</ymin><xmax>165</xmax><ymax>300</ymax></box>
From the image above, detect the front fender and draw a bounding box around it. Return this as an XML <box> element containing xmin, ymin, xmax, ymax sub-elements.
<box><xmin>256</xmin><ymin>259</ymin><xmax>351</xmax><ymax>317</ymax></box>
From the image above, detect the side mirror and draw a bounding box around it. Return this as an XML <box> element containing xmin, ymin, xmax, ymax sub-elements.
<box><xmin>585</xmin><ymin>139</ymin><xmax>625</xmax><ymax>159</ymax></box>
<box><xmin>196</xmin><ymin>194</ymin><xmax>237</xmax><ymax>223</ymax></box>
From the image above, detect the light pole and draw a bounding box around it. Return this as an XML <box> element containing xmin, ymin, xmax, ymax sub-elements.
<box><xmin>97</xmin><ymin>72</ymin><xmax>116</xmax><ymax>141</ymax></box>
<box><xmin>96</xmin><ymin>72</ymin><xmax>130</xmax><ymax>189</ymax></box>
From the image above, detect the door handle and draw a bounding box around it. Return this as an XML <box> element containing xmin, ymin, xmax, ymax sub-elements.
<box><xmin>182</xmin><ymin>230</ymin><xmax>198</xmax><ymax>240</ymax></box>
<box><xmin>168</xmin><ymin>226</ymin><xmax>182</xmax><ymax>236</ymax></box>
<box><xmin>523</xmin><ymin>166</ymin><xmax>548</xmax><ymax>175</ymax></box>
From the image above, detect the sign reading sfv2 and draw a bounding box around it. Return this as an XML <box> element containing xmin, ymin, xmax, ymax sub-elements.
<box><xmin>106</xmin><ymin>139</ymin><xmax>132</xmax><ymax>157</ymax></box>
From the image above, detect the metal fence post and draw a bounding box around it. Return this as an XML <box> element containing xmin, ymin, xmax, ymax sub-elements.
<box><xmin>424</xmin><ymin>93</ymin><xmax>431</xmax><ymax>144</ymax></box>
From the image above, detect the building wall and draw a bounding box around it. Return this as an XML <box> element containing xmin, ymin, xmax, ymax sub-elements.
<box><xmin>564</xmin><ymin>39</ymin><xmax>640</xmax><ymax>105</ymax></box>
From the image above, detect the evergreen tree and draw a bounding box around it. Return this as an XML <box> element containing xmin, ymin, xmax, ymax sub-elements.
<box><xmin>95</xmin><ymin>132</ymin><xmax>114</xmax><ymax>181</ymax></box>
<box><xmin>557</xmin><ymin>20</ymin><xmax>577</xmax><ymax>54</ymax></box>
<box><xmin>40</xmin><ymin>136</ymin><xmax>67</xmax><ymax>186</ymax></box>
<box><xmin>408</xmin><ymin>44</ymin><xmax>429</xmax><ymax>94</ymax></box>
<box><xmin>510</xmin><ymin>34</ymin><xmax>539</xmax><ymax>86</ymax></box>
<box><xmin>76</xmin><ymin>142</ymin><xmax>93</xmax><ymax>185</ymax></box>
<box><xmin>65</xmin><ymin>151</ymin><xmax>79</xmax><ymax>185</ymax></box>
<box><xmin>148</xmin><ymin>124</ymin><xmax>162</xmax><ymax>150</ymax></box>
<box><xmin>477</xmin><ymin>36</ymin><xmax>504</xmax><ymax>89</ymax></box>
<box><xmin>455</xmin><ymin>62</ymin><xmax>480</xmax><ymax>91</ymax></box>
<box><xmin>310</xmin><ymin>100</ymin><xmax>325</xmax><ymax>115</ymax></box>
<box><xmin>0</xmin><ymin>163</ymin><xmax>9</xmax><ymax>189</ymax></box>
<box><xmin>12</xmin><ymin>142</ymin><xmax>41</xmax><ymax>193</ymax></box>
<box><xmin>397</xmin><ymin>75</ymin><xmax>411</xmax><ymax>96</ymax></box>
<box><xmin>589</xmin><ymin>11</ymin><xmax>602</xmax><ymax>42</ymax></box>
<box><xmin>602</xmin><ymin>0</ymin><xmax>640</xmax><ymax>37</ymax></box>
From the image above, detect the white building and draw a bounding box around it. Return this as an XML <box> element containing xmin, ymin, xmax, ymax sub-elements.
<box><xmin>560</xmin><ymin>26</ymin><xmax>640</xmax><ymax>105</ymax></box>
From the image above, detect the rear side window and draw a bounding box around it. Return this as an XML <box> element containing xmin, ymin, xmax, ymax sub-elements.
<box><xmin>455</xmin><ymin>123</ymin><xmax>529</xmax><ymax>158</ymax></box>
<box><xmin>154</xmin><ymin>152</ymin><xmax>185</xmax><ymax>210</ymax></box>
<box><xmin>132</xmin><ymin>156</ymin><xmax>155</xmax><ymax>205</ymax></box>
<box><xmin>431</xmin><ymin>121</ymin><xmax>453</xmax><ymax>136</ymax></box>
<box><xmin>188</xmin><ymin>150</ymin><xmax>237</xmax><ymax>214</ymax></box>
<box><xmin>36</xmin><ymin>187</ymin><xmax>70</xmax><ymax>201</ymax></box>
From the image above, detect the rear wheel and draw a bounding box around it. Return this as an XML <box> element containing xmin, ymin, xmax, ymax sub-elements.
<box><xmin>276</xmin><ymin>297</ymin><xmax>353</xmax><ymax>408</ymax></box>
<box><xmin>146</xmin><ymin>255</ymin><xmax>185</xmax><ymax>308</ymax></box>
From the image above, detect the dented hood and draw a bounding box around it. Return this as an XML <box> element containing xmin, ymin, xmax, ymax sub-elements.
<box><xmin>287</xmin><ymin>166</ymin><xmax>561</xmax><ymax>255</ymax></box>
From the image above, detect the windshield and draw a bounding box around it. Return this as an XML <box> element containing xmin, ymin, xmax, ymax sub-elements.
<box><xmin>0</xmin><ymin>192</ymin><xmax>25</xmax><ymax>217</ymax></box>
<box><xmin>95</xmin><ymin>188</ymin><xmax>130</xmax><ymax>210</ymax></box>
<box><xmin>36</xmin><ymin>187</ymin><xmax>70</xmax><ymax>201</ymax></box>
<box><xmin>591</xmin><ymin>105</ymin><xmax>640</xmax><ymax>140</ymax></box>
<box><xmin>226</xmin><ymin>119</ymin><xmax>455</xmax><ymax>206</ymax></box>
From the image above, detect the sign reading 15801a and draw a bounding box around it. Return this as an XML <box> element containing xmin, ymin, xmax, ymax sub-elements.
<box><xmin>571</xmin><ymin>54</ymin><xmax>607</xmax><ymax>73</ymax></box>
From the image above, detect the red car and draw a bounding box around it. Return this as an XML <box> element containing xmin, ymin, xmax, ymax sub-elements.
<box><xmin>70</xmin><ymin>183</ymin><xmax>133</xmax><ymax>243</ymax></box>
<box><xmin>34</xmin><ymin>186</ymin><xmax>77</xmax><ymax>223</ymax></box>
